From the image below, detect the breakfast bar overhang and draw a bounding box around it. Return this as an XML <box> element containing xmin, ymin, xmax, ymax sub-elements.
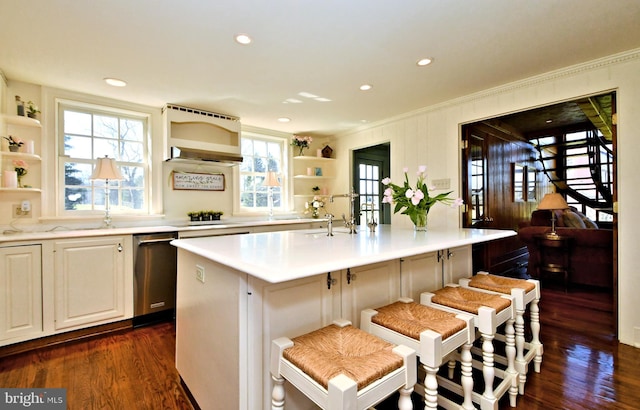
<box><xmin>171</xmin><ymin>226</ymin><xmax>516</xmax><ymax>410</ymax></box>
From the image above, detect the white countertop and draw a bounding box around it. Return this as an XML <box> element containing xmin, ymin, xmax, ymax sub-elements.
<box><xmin>0</xmin><ymin>218</ymin><xmax>322</xmax><ymax>243</ymax></box>
<box><xmin>171</xmin><ymin>225</ymin><xmax>516</xmax><ymax>283</ymax></box>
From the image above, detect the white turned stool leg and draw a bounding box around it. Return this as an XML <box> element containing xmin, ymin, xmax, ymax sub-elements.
<box><xmin>530</xmin><ymin>298</ymin><xmax>543</xmax><ymax>373</ymax></box>
<box><xmin>422</xmin><ymin>364</ymin><xmax>439</xmax><ymax>410</ymax></box>
<box><xmin>505</xmin><ymin>318</ymin><xmax>518</xmax><ymax>407</ymax></box>
<box><xmin>460</xmin><ymin>342</ymin><xmax>475</xmax><ymax>410</ymax></box>
<box><xmin>481</xmin><ymin>331</ymin><xmax>496</xmax><ymax>402</ymax></box>
<box><xmin>514</xmin><ymin>306</ymin><xmax>527</xmax><ymax>394</ymax></box>
<box><xmin>271</xmin><ymin>374</ymin><xmax>285</xmax><ymax>410</ymax></box>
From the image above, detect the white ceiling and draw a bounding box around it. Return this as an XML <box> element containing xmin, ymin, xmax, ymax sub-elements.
<box><xmin>2</xmin><ymin>0</ymin><xmax>639</xmax><ymax>136</ymax></box>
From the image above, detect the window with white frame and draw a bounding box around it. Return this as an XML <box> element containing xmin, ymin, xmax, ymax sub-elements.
<box><xmin>58</xmin><ymin>102</ymin><xmax>149</xmax><ymax>215</ymax></box>
<box><xmin>239</xmin><ymin>133</ymin><xmax>285</xmax><ymax>212</ymax></box>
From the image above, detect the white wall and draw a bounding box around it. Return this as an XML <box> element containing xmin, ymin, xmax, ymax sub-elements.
<box><xmin>333</xmin><ymin>48</ymin><xmax>640</xmax><ymax>346</ymax></box>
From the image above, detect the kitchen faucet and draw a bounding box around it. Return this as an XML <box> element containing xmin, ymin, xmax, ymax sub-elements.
<box><xmin>329</xmin><ymin>187</ymin><xmax>359</xmax><ymax>234</ymax></box>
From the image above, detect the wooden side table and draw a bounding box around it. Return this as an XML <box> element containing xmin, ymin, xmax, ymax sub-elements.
<box><xmin>534</xmin><ymin>234</ymin><xmax>573</xmax><ymax>291</ymax></box>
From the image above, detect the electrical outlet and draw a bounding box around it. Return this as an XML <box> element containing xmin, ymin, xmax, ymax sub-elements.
<box><xmin>195</xmin><ymin>265</ymin><xmax>205</xmax><ymax>283</ymax></box>
<box><xmin>13</xmin><ymin>204</ymin><xmax>31</xmax><ymax>218</ymax></box>
<box><xmin>432</xmin><ymin>178</ymin><xmax>451</xmax><ymax>190</ymax></box>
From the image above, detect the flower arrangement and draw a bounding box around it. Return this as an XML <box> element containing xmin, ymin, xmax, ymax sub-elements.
<box><xmin>26</xmin><ymin>101</ymin><xmax>40</xmax><ymax>118</ymax></box>
<box><xmin>291</xmin><ymin>135</ymin><xmax>313</xmax><ymax>156</ymax></box>
<box><xmin>4</xmin><ymin>135</ymin><xmax>23</xmax><ymax>147</ymax></box>
<box><xmin>13</xmin><ymin>159</ymin><xmax>28</xmax><ymax>187</ymax></box>
<box><xmin>382</xmin><ymin>165</ymin><xmax>463</xmax><ymax>229</ymax></box>
<box><xmin>304</xmin><ymin>195</ymin><xmax>325</xmax><ymax>218</ymax></box>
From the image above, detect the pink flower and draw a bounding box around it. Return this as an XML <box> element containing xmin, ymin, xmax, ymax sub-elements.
<box><xmin>381</xmin><ymin>177</ymin><xmax>391</xmax><ymax>185</ymax></box>
<box><xmin>405</xmin><ymin>188</ymin><xmax>424</xmax><ymax>206</ymax></box>
<box><xmin>382</xmin><ymin>187</ymin><xmax>394</xmax><ymax>203</ymax></box>
<box><xmin>12</xmin><ymin>159</ymin><xmax>28</xmax><ymax>169</ymax></box>
<box><xmin>451</xmin><ymin>198</ymin><xmax>464</xmax><ymax>207</ymax></box>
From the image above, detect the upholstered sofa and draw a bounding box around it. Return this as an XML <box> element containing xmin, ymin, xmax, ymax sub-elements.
<box><xmin>518</xmin><ymin>209</ymin><xmax>613</xmax><ymax>288</ymax></box>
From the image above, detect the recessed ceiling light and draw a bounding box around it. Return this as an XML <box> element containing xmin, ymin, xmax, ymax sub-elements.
<box><xmin>360</xmin><ymin>84</ymin><xmax>372</xmax><ymax>91</ymax></box>
<box><xmin>235</xmin><ymin>33</ymin><xmax>252</xmax><ymax>45</ymax></box>
<box><xmin>283</xmin><ymin>98</ymin><xmax>303</xmax><ymax>104</ymax></box>
<box><xmin>278</xmin><ymin>117</ymin><xmax>291</xmax><ymax>123</ymax></box>
<box><xmin>546</xmin><ymin>119</ymin><xmax>553</xmax><ymax>124</ymax></box>
<box><xmin>104</xmin><ymin>78</ymin><xmax>127</xmax><ymax>87</ymax></box>
<box><xmin>314</xmin><ymin>97</ymin><xmax>332</xmax><ymax>102</ymax></box>
<box><xmin>298</xmin><ymin>92</ymin><xmax>319</xmax><ymax>99</ymax></box>
<box><xmin>416</xmin><ymin>58</ymin><xmax>433</xmax><ymax>67</ymax></box>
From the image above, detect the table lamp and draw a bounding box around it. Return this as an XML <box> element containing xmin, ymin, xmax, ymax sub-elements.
<box><xmin>91</xmin><ymin>155</ymin><xmax>124</xmax><ymax>228</ymax></box>
<box><xmin>263</xmin><ymin>171</ymin><xmax>280</xmax><ymax>219</ymax></box>
<box><xmin>537</xmin><ymin>192</ymin><xmax>569</xmax><ymax>237</ymax></box>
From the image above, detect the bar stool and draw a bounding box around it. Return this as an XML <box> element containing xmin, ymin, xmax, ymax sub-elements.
<box><xmin>421</xmin><ymin>285</ymin><xmax>518</xmax><ymax>410</ymax></box>
<box><xmin>459</xmin><ymin>271</ymin><xmax>542</xmax><ymax>394</ymax></box>
<box><xmin>361</xmin><ymin>298</ymin><xmax>475</xmax><ymax>410</ymax></box>
<box><xmin>270</xmin><ymin>319</ymin><xmax>416</xmax><ymax>410</ymax></box>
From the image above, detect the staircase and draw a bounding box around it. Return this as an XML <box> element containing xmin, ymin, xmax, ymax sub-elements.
<box><xmin>533</xmin><ymin>128</ymin><xmax>614</xmax><ymax>213</ymax></box>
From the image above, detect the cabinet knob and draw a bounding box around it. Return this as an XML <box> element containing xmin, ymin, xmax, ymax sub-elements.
<box><xmin>117</xmin><ymin>243</ymin><xmax>123</xmax><ymax>252</ymax></box>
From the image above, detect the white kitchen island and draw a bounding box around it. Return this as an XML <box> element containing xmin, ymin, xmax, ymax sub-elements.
<box><xmin>171</xmin><ymin>225</ymin><xmax>516</xmax><ymax>410</ymax></box>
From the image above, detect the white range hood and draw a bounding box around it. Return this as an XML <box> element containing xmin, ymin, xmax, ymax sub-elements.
<box><xmin>163</xmin><ymin>104</ymin><xmax>243</xmax><ymax>165</ymax></box>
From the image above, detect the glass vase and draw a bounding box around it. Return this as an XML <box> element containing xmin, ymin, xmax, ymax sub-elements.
<box><xmin>413</xmin><ymin>211</ymin><xmax>428</xmax><ymax>232</ymax></box>
<box><xmin>297</xmin><ymin>146</ymin><xmax>305</xmax><ymax>156</ymax></box>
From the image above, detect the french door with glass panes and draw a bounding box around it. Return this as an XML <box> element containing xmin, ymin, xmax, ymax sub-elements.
<box><xmin>353</xmin><ymin>145</ymin><xmax>390</xmax><ymax>226</ymax></box>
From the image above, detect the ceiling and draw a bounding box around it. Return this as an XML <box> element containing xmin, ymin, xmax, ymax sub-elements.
<box><xmin>1</xmin><ymin>1</ymin><xmax>639</xmax><ymax>137</ymax></box>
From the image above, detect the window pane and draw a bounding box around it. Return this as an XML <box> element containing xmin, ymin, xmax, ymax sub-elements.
<box><xmin>120</xmin><ymin>166</ymin><xmax>144</xmax><ymax>188</ymax></box>
<box><xmin>64</xmin><ymin>111</ymin><xmax>92</xmax><ymax>135</ymax></box>
<box><xmin>121</xmin><ymin>140</ymin><xmax>143</xmax><ymax>163</ymax></box>
<box><xmin>65</xmin><ymin>187</ymin><xmax>91</xmax><ymax>210</ymax></box>
<box><xmin>94</xmin><ymin>115</ymin><xmax>119</xmax><ymax>139</ymax></box>
<box><xmin>94</xmin><ymin>138</ymin><xmax>118</xmax><ymax>159</ymax></box>
<box><xmin>64</xmin><ymin>162</ymin><xmax>93</xmax><ymax>185</ymax></box>
<box><xmin>121</xmin><ymin>119</ymin><xmax>144</xmax><ymax>141</ymax></box>
<box><xmin>64</xmin><ymin>135</ymin><xmax>92</xmax><ymax>158</ymax></box>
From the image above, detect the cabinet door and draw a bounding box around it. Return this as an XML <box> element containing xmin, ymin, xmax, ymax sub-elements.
<box><xmin>251</xmin><ymin>274</ymin><xmax>336</xmax><ymax>410</ymax></box>
<box><xmin>400</xmin><ymin>251</ymin><xmax>441</xmax><ymax>301</ymax></box>
<box><xmin>443</xmin><ymin>245</ymin><xmax>473</xmax><ymax>284</ymax></box>
<box><xmin>340</xmin><ymin>260</ymin><xmax>401</xmax><ymax>327</ymax></box>
<box><xmin>0</xmin><ymin>245</ymin><xmax>42</xmax><ymax>342</ymax></box>
<box><xmin>54</xmin><ymin>237</ymin><xmax>126</xmax><ymax>330</ymax></box>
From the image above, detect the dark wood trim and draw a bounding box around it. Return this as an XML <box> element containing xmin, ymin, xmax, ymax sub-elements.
<box><xmin>0</xmin><ymin>319</ymin><xmax>132</xmax><ymax>359</ymax></box>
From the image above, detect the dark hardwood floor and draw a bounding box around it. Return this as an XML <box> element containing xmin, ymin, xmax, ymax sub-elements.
<box><xmin>1</xmin><ymin>286</ymin><xmax>639</xmax><ymax>409</ymax></box>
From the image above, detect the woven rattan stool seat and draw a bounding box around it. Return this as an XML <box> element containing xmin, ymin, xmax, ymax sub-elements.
<box><xmin>283</xmin><ymin>323</ymin><xmax>403</xmax><ymax>390</ymax></box>
<box><xmin>272</xmin><ymin>320</ymin><xmax>416</xmax><ymax>410</ymax></box>
<box><xmin>371</xmin><ymin>301</ymin><xmax>466</xmax><ymax>340</ymax></box>
<box><xmin>432</xmin><ymin>286</ymin><xmax>511</xmax><ymax>315</ymax></box>
<box><xmin>468</xmin><ymin>273</ymin><xmax>536</xmax><ymax>294</ymax></box>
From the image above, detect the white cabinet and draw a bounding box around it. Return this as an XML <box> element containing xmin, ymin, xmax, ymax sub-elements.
<box><xmin>53</xmin><ymin>237</ymin><xmax>129</xmax><ymax>330</ymax></box>
<box><xmin>400</xmin><ymin>245</ymin><xmax>472</xmax><ymax>301</ymax></box>
<box><xmin>0</xmin><ymin>244</ymin><xmax>42</xmax><ymax>342</ymax></box>
<box><xmin>443</xmin><ymin>244</ymin><xmax>473</xmax><ymax>284</ymax></box>
<box><xmin>249</xmin><ymin>273</ymin><xmax>337</xmax><ymax>410</ymax></box>
<box><xmin>338</xmin><ymin>260</ymin><xmax>401</xmax><ymax>326</ymax></box>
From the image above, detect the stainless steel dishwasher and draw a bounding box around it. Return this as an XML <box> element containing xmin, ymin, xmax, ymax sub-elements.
<box><xmin>133</xmin><ymin>232</ymin><xmax>178</xmax><ymax>327</ymax></box>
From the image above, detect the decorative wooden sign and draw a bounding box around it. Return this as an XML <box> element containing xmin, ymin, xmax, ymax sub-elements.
<box><xmin>172</xmin><ymin>171</ymin><xmax>225</xmax><ymax>191</ymax></box>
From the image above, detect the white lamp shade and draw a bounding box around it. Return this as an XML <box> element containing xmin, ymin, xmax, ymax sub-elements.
<box><xmin>91</xmin><ymin>156</ymin><xmax>124</xmax><ymax>180</ymax></box>
<box><xmin>263</xmin><ymin>171</ymin><xmax>280</xmax><ymax>187</ymax></box>
<box><xmin>538</xmin><ymin>193</ymin><xmax>569</xmax><ymax>210</ymax></box>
